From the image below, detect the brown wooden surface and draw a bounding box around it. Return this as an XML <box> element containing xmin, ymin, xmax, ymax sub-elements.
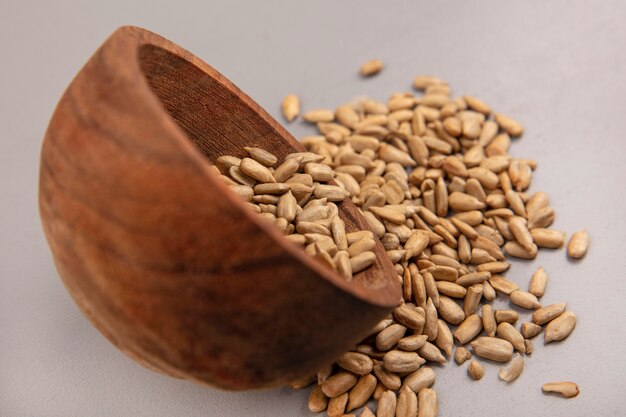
<box><xmin>39</xmin><ymin>26</ymin><xmax>401</xmax><ymax>390</ymax></box>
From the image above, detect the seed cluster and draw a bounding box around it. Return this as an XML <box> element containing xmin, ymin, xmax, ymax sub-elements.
<box><xmin>213</xmin><ymin>147</ymin><xmax>378</xmax><ymax>281</ymax></box>
<box><xmin>242</xmin><ymin>74</ymin><xmax>587</xmax><ymax>416</ymax></box>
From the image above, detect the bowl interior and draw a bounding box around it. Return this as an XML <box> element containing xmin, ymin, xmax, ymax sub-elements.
<box><xmin>137</xmin><ymin>44</ymin><xmax>398</xmax><ymax>295</ymax></box>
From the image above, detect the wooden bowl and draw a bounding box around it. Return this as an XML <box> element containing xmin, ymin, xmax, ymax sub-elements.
<box><xmin>39</xmin><ymin>26</ymin><xmax>400</xmax><ymax>390</ymax></box>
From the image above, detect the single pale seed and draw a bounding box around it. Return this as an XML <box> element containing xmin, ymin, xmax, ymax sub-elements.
<box><xmin>402</xmin><ymin>367</ymin><xmax>436</xmax><ymax>393</ymax></box>
<box><xmin>253</xmin><ymin>182</ymin><xmax>290</xmax><ymax>195</ymax></box>
<box><xmin>276</xmin><ymin>191</ymin><xmax>297</xmax><ymax>222</ymax></box>
<box><xmin>413</xmin><ymin>75</ymin><xmax>445</xmax><ymax>90</ymax></box>
<box><xmin>531</xmin><ymin>228</ymin><xmax>566</xmax><ymax>249</ymax></box>
<box><xmin>377</xmin><ymin>390</ymin><xmax>397</xmax><ymax>417</ymax></box>
<box><xmin>373</xmin><ymin>363</ymin><xmax>401</xmax><ymax>391</ymax></box>
<box><xmin>436</xmin><ymin>281</ymin><xmax>467</xmax><ymax>298</ymax></box>
<box><xmin>435</xmin><ymin>319</ymin><xmax>454</xmax><ymax>356</ymax></box>
<box><xmin>545</xmin><ymin>311</ymin><xmax>576</xmax><ymax>343</ymax></box>
<box><xmin>567</xmin><ymin>230</ymin><xmax>590</xmax><ymax>259</ymax></box>
<box><xmin>467</xmin><ymin>360</ymin><xmax>484</xmax><ymax>380</ymax></box>
<box><xmin>321</xmin><ymin>372</ymin><xmax>358</xmax><ymax>398</ymax></box>
<box><xmin>456</xmin><ymin>271</ymin><xmax>490</xmax><ymax>287</ymax></box>
<box><xmin>346</xmin><ymin>374</ymin><xmax>377</xmax><ymax>412</ymax></box>
<box><xmin>495</xmin><ymin>309</ymin><xmax>519</xmax><ymax>324</ymax></box>
<box><xmin>529</xmin><ymin>266</ymin><xmax>548</xmax><ymax>297</ymax></box>
<box><xmin>215</xmin><ymin>155</ymin><xmax>241</xmax><ymax>174</ymax></box>
<box><xmin>376</xmin><ymin>323</ymin><xmax>407</xmax><ymax>352</ymax></box>
<box><xmin>398</xmin><ymin>334</ymin><xmax>428</xmax><ymax>352</ymax></box>
<box><xmin>383</xmin><ymin>350</ymin><xmax>423</xmax><ymax>373</ymax></box>
<box><xmin>314</xmin><ymin>185</ymin><xmax>350</xmax><ymax>201</ymax></box>
<box><xmin>499</xmin><ymin>354</ymin><xmax>524</xmax><ymax>382</ymax></box>
<box><xmin>337</xmin><ymin>352</ymin><xmax>374</xmax><ymax>375</ymax></box>
<box><xmin>396</xmin><ymin>386</ymin><xmax>418</xmax><ymax>417</ymax></box>
<box><xmin>472</xmin><ymin>235</ymin><xmax>504</xmax><ymax>260</ymax></box>
<box><xmin>230</xmin><ymin>165</ymin><xmax>257</xmax><ymax>187</ymax></box>
<box><xmin>424</xmin><ymin>297</ymin><xmax>439</xmax><ymax>341</ymax></box>
<box><xmin>497</xmin><ymin>322</ymin><xmax>525</xmax><ymax>352</ymax></box>
<box><xmin>305</xmin><ymin>162</ymin><xmax>334</xmax><ymax>182</ymax></box>
<box><xmin>437</xmin><ymin>295</ymin><xmax>465</xmax><ymax>325</ymax></box>
<box><xmin>449</xmin><ymin>192</ymin><xmax>486</xmax><ymax>211</ymax></box>
<box><xmin>542</xmin><ymin>382</ymin><xmax>580</xmax><ymax>398</ymax></box>
<box><xmin>417</xmin><ymin>388</ymin><xmax>438</xmax><ymax>417</ymax></box>
<box><xmin>510</xmin><ymin>290</ymin><xmax>542</xmax><ymax>310</ymax></box>
<box><xmin>489</xmin><ymin>274</ymin><xmax>519</xmax><ymax>295</ymax></box>
<box><xmin>476</xmin><ymin>261</ymin><xmax>510</xmax><ymax>273</ymax></box>
<box><xmin>504</xmin><ymin>241</ymin><xmax>538</xmax><ymax>259</ymax></box>
<box><xmin>347</xmin><ymin>230</ymin><xmax>375</xmax><ymax>245</ymax></box>
<box><xmin>281</xmin><ymin>94</ymin><xmax>300</xmax><ymax>122</ymax></box>
<box><xmin>303</xmin><ymin>109</ymin><xmax>335</xmax><ymax>123</ymax></box>
<box><xmin>509</xmin><ymin>216</ymin><xmax>535</xmax><ymax>251</ymax></box>
<box><xmin>308</xmin><ymin>384</ymin><xmax>328</xmax><ymax>412</ymax></box>
<box><xmin>532</xmin><ymin>303</ymin><xmax>567</xmax><ymax>325</ymax></box>
<box><xmin>393</xmin><ymin>304</ymin><xmax>426</xmax><ymax>331</ymax></box>
<box><xmin>521</xmin><ymin>322</ymin><xmax>543</xmax><ymax>339</ymax></box>
<box><xmin>470</xmin><ymin>337</ymin><xmax>514</xmax><ymax>362</ymax></box>
<box><xmin>482</xmin><ymin>304</ymin><xmax>497</xmax><ymax>337</ymax></box>
<box><xmin>524</xmin><ymin>339</ymin><xmax>533</xmax><ymax>354</ymax></box>
<box><xmin>464</xmin><ymin>95</ymin><xmax>491</xmax><ymax>115</ymax></box>
<box><xmin>494</xmin><ymin>113</ymin><xmax>524</xmax><ymax>137</ymax></box>
<box><xmin>454</xmin><ymin>314</ymin><xmax>483</xmax><ymax>345</ymax></box>
<box><xmin>463</xmin><ymin>284</ymin><xmax>483</xmax><ymax>316</ymax></box>
<box><xmin>229</xmin><ymin>185</ymin><xmax>254</xmax><ymax>202</ymax></box>
<box><xmin>350</xmin><ymin>251</ymin><xmax>377</xmax><ymax>274</ymax></box>
<box><xmin>244</xmin><ymin>147</ymin><xmax>278</xmax><ymax>166</ymax></box>
<box><xmin>482</xmin><ymin>281</ymin><xmax>496</xmax><ymax>301</ymax></box>
<box><xmin>327</xmin><ymin>392</ymin><xmax>348</xmax><ymax>417</ymax></box>
<box><xmin>454</xmin><ymin>346</ymin><xmax>472</xmax><ymax>365</ymax></box>
<box><xmin>240</xmin><ymin>157</ymin><xmax>276</xmax><ymax>183</ymax></box>
<box><xmin>348</xmin><ymin>237</ymin><xmax>376</xmax><ymax>257</ymax></box>
<box><xmin>360</xmin><ymin>59</ymin><xmax>383</xmax><ymax>76</ymax></box>
<box><xmin>526</xmin><ymin>191</ymin><xmax>549</xmax><ymax>216</ymax></box>
<box><xmin>527</xmin><ymin>206</ymin><xmax>555</xmax><ymax>229</ymax></box>
<box><xmin>379</xmin><ymin>143</ymin><xmax>417</xmax><ymax>167</ymax></box>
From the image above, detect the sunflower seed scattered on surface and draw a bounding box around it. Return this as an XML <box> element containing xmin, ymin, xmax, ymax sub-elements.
<box><xmin>360</xmin><ymin>59</ymin><xmax>384</xmax><ymax>77</ymax></box>
<box><xmin>521</xmin><ymin>322</ymin><xmax>543</xmax><ymax>339</ymax></box>
<box><xmin>509</xmin><ymin>290</ymin><xmax>542</xmax><ymax>310</ymax></box>
<box><xmin>308</xmin><ymin>384</ymin><xmax>328</xmax><ymax>412</ymax></box>
<box><xmin>529</xmin><ymin>267</ymin><xmax>548</xmax><ymax>298</ymax></box>
<box><xmin>499</xmin><ymin>354</ymin><xmax>524</xmax><ymax>382</ymax></box>
<box><xmin>396</xmin><ymin>386</ymin><xmax>418</xmax><ymax>417</ymax></box>
<box><xmin>346</xmin><ymin>374</ymin><xmax>377</xmax><ymax>411</ymax></box>
<box><xmin>496</xmin><ymin>322</ymin><xmax>526</xmax><ymax>352</ymax></box>
<box><xmin>542</xmin><ymin>382</ymin><xmax>580</xmax><ymax>398</ymax></box>
<box><xmin>467</xmin><ymin>360</ymin><xmax>485</xmax><ymax>380</ymax></box>
<box><xmin>532</xmin><ymin>303</ymin><xmax>567</xmax><ymax>326</ymax></box>
<box><xmin>567</xmin><ymin>230</ymin><xmax>590</xmax><ymax>259</ymax></box>
<box><xmin>454</xmin><ymin>347</ymin><xmax>472</xmax><ymax>365</ymax></box>
<box><xmin>258</xmin><ymin>75</ymin><xmax>588</xmax><ymax>416</ymax></box>
<box><xmin>417</xmin><ymin>388</ymin><xmax>438</xmax><ymax>417</ymax></box>
<box><xmin>377</xmin><ymin>390</ymin><xmax>397</xmax><ymax>417</ymax></box>
<box><xmin>327</xmin><ymin>392</ymin><xmax>348</xmax><ymax>417</ymax></box>
<box><xmin>470</xmin><ymin>337</ymin><xmax>514</xmax><ymax>362</ymax></box>
<box><xmin>545</xmin><ymin>311</ymin><xmax>577</xmax><ymax>343</ymax></box>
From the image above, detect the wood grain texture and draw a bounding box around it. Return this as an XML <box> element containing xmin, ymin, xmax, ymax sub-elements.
<box><xmin>39</xmin><ymin>26</ymin><xmax>401</xmax><ymax>390</ymax></box>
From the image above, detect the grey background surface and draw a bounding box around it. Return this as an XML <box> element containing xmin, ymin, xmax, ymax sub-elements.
<box><xmin>1</xmin><ymin>0</ymin><xmax>625</xmax><ymax>416</ymax></box>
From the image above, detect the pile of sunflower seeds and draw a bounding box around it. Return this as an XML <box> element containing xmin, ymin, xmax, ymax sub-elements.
<box><xmin>225</xmin><ymin>74</ymin><xmax>589</xmax><ymax>416</ymax></box>
<box><xmin>212</xmin><ymin>147</ymin><xmax>383</xmax><ymax>282</ymax></box>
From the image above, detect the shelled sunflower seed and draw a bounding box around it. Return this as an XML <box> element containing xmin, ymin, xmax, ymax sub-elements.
<box><xmin>215</xmin><ymin>147</ymin><xmax>376</xmax><ymax>281</ymax></box>
<box><xmin>263</xmin><ymin>75</ymin><xmax>585</xmax><ymax>416</ymax></box>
